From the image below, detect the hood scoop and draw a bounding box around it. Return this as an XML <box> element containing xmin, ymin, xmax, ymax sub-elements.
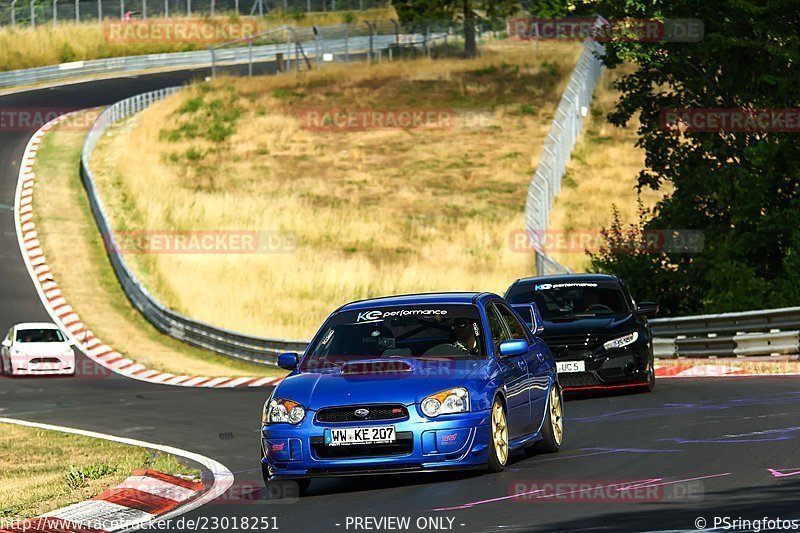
<box><xmin>341</xmin><ymin>359</ymin><xmax>413</xmax><ymax>376</ymax></box>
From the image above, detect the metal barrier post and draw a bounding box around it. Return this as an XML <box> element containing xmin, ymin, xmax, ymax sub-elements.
<box><xmin>52</xmin><ymin>0</ymin><xmax>57</xmax><ymax>25</ymax></box>
<box><xmin>30</xmin><ymin>0</ymin><xmax>35</xmax><ymax>26</ymax></box>
<box><xmin>75</xmin><ymin>0</ymin><xmax>79</xmax><ymax>21</ymax></box>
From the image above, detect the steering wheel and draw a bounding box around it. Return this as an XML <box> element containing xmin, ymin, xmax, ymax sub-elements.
<box><xmin>587</xmin><ymin>303</ymin><xmax>614</xmax><ymax>313</ymax></box>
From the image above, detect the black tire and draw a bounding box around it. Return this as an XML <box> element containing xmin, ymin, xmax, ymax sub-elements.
<box><xmin>535</xmin><ymin>385</ymin><xmax>564</xmax><ymax>454</ymax></box>
<box><xmin>487</xmin><ymin>396</ymin><xmax>509</xmax><ymax>473</ymax></box>
<box><xmin>261</xmin><ymin>461</ymin><xmax>311</xmax><ymax>497</ymax></box>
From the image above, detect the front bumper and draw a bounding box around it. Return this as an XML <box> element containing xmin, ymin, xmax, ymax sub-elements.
<box><xmin>262</xmin><ymin>408</ymin><xmax>492</xmax><ymax>479</ymax></box>
<box><xmin>10</xmin><ymin>356</ymin><xmax>75</xmax><ymax>376</ymax></box>
<box><xmin>556</xmin><ymin>344</ymin><xmax>651</xmax><ymax>389</ymax></box>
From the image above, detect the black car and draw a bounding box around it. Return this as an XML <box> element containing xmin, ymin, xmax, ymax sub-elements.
<box><xmin>504</xmin><ymin>274</ymin><xmax>658</xmax><ymax>392</ymax></box>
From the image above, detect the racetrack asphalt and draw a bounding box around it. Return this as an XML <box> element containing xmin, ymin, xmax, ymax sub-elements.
<box><xmin>1</xmin><ymin>65</ymin><xmax>800</xmax><ymax>533</ymax></box>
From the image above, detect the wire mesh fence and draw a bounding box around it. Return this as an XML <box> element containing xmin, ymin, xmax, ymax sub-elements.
<box><xmin>523</xmin><ymin>27</ymin><xmax>606</xmax><ymax>276</ymax></box>
<box><xmin>0</xmin><ymin>0</ymin><xmax>389</xmax><ymax>26</ymax></box>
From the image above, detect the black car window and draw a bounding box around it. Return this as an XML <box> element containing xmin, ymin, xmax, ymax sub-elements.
<box><xmin>486</xmin><ymin>303</ymin><xmax>510</xmax><ymax>347</ymax></box>
<box><xmin>495</xmin><ymin>303</ymin><xmax>529</xmax><ymax>341</ymax></box>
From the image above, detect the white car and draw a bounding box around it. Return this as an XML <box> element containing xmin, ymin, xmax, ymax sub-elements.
<box><xmin>1</xmin><ymin>323</ymin><xmax>76</xmax><ymax>376</ymax></box>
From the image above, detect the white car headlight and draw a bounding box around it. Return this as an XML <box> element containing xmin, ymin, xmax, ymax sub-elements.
<box><xmin>265</xmin><ymin>398</ymin><xmax>306</xmax><ymax>425</ymax></box>
<box><xmin>603</xmin><ymin>331</ymin><xmax>639</xmax><ymax>351</ymax></box>
<box><xmin>421</xmin><ymin>387</ymin><xmax>469</xmax><ymax>418</ymax></box>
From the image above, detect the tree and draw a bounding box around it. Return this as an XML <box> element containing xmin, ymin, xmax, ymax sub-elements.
<box><xmin>588</xmin><ymin>0</ymin><xmax>800</xmax><ymax>315</ymax></box>
<box><xmin>394</xmin><ymin>0</ymin><xmax>519</xmax><ymax>57</ymax></box>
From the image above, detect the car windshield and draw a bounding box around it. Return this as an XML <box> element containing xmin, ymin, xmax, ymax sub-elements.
<box><xmin>301</xmin><ymin>304</ymin><xmax>486</xmax><ymax>370</ymax></box>
<box><xmin>15</xmin><ymin>328</ymin><xmax>65</xmax><ymax>343</ymax></box>
<box><xmin>506</xmin><ymin>281</ymin><xmax>630</xmax><ymax>320</ymax></box>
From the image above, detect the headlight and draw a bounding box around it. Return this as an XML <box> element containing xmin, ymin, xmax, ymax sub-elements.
<box><xmin>603</xmin><ymin>331</ymin><xmax>639</xmax><ymax>351</ymax></box>
<box><xmin>421</xmin><ymin>387</ymin><xmax>469</xmax><ymax>418</ymax></box>
<box><xmin>264</xmin><ymin>398</ymin><xmax>306</xmax><ymax>425</ymax></box>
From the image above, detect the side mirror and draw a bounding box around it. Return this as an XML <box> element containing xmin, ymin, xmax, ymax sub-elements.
<box><xmin>277</xmin><ymin>352</ymin><xmax>299</xmax><ymax>371</ymax></box>
<box><xmin>636</xmin><ymin>302</ymin><xmax>659</xmax><ymax>317</ymax></box>
<box><xmin>499</xmin><ymin>339</ymin><xmax>528</xmax><ymax>358</ymax></box>
<box><xmin>530</xmin><ymin>303</ymin><xmax>545</xmax><ymax>335</ymax></box>
<box><xmin>1</xmin><ymin>339</ymin><xmax>11</xmax><ymax>348</ymax></box>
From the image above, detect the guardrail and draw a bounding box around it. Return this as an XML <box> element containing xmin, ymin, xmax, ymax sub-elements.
<box><xmin>520</xmin><ymin>22</ymin><xmax>605</xmax><ymax>276</ymax></box>
<box><xmin>81</xmin><ymin>87</ymin><xmax>309</xmax><ymax>365</ymax></box>
<box><xmin>651</xmin><ymin>307</ymin><xmax>800</xmax><ymax>359</ymax></box>
<box><xmin>0</xmin><ymin>31</ymin><xmax>392</xmax><ymax>89</ymax></box>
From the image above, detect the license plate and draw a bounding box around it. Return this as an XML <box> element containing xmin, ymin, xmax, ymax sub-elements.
<box><xmin>324</xmin><ymin>426</ymin><xmax>396</xmax><ymax>446</ymax></box>
<box><xmin>557</xmin><ymin>361</ymin><xmax>586</xmax><ymax>373</ymax></box>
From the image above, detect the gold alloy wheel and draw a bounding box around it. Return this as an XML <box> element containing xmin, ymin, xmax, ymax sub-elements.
<box><xmin>492</xmin><ymin>400</ymin><xmax>509</xmax><ymax>465</ymax></box>
<box><xmin>550</xmin><ymin>386</ymin><xmax>564</xmax><ymax>446</ymax></box>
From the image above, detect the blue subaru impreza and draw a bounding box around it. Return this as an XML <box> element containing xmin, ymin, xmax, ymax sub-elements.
<box><xmin>260</xmin><ymin>292</ymin><xmax>563</xmax><ymax>493</ymax></box>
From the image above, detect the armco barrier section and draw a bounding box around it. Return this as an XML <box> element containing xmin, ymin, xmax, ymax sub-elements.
<box><xmin>0</xmin><ymin>34</ymin><xmax>394</xmax><ymax>89</ymax></box>
<box><xmin>81</xmin><ymin>88</ymin><xmax>309</xmax><ymax>365</ymax></box>
<box><xmin>651</xmin><ymin>307</ymin><xmax>800</xmax><ymax>359</ymax></box>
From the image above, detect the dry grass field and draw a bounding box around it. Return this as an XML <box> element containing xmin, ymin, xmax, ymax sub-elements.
<box><xmin>546</xmin><ymin>67</ymin><xmax>667</xmax><ymax>272</ymax></box>
<box><xmin>34</xmin><ymin>111</ymin><xmax>283</xmax><ymax>376</ymax></box>
<box><xmin>0</xmin><ymin>422</ymin><xmax>197</xmax><ymax>518</ymax></box>
<box><xmin>91</xmin><ymin>40</ymin><xmax>583</xmax><ymax>339</ymax></box>
<box><xmin>0</xmin><ymin>6</ymin><xmax>395</xmax><ymax>71</ymax></box>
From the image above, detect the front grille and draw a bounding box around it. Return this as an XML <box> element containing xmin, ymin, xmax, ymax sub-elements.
<box><xmin>559</xmin><ymin>372</ymin><xmax>601</xmax><ymax>388</ymax></box>
<box><xmin>544</xmin><ymin>334</ymin><xmax>609</xmax><ymax>360</ymax></box>
<box><xmin>311</xmin><ymin>431</ymin><xmax>414</xmax><ymax>459</ymax></box>
<box><xmin>29</xmin><ymin>358</ymin><xmax>61</xmax><ymax>364</ymax></box>
<box><xmin>316</xmin><ymin>404</ymin><xmax>408</xmax><ymax>423</ymax></box>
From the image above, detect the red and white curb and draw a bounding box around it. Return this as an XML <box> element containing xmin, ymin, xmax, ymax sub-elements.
<box><xmin>0</xmin><ymin>417</ymin><xmax>234</xmax><ymax>533</ymax></box>
<box><xmin>654</xmin><ymin>361</ymin><xmax>800</xmax><ymax>378</ymax></box>
<box><xmin>1</xmin><ymin>470</ymin><xmax>203</xmax><ymax>533</ymax></box>
<box><xmin>14</xmin><ymin>112</ymin><xmax>285</xmax><ymax>389</ymax></box>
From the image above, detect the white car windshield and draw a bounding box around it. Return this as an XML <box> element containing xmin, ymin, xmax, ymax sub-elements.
<box><xmin>15</xmin><ymin>329</ymin><xmax>65</xmax><ymax>343</ymax></box>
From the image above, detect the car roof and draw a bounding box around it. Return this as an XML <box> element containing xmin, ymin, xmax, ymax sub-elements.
<box><xmin>13</xmin><ymin>322</ymin><xmax>61</xmax><ymax>330</ymax></box>
<box><xmin>510</xmin><ymin>273</ymin><xmax>620</xmax><ymax>286</ymax></box>
<box><xmin>339</xmin><ymin>292</ymin><xmax>492</xmax><ymax>311</ymax></box>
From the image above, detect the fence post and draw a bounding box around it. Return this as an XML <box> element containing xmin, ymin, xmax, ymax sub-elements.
<box><xmin>248</xmin><ymin>41</ymin><xmax>253</xmax><ymax>76</ymax></box>
<box><xmin>30</xmin><ymin>0</ymin><xmax>35</xmax><ymax>26</ymax></box>
<box><xmin>186</xmin><ymin>0</ymin><xmax>191</xmax><ymax>16</ymax></box>
<box><xmin>142</xmin><ymin>0</ymin><xmax>146</xmax><ymax>19</ymax></box>
<box><xmin>97</xmin><ymin>0</ymin><xmax>101</xmax><ymax>21</ymax></box>
<box><xmin>120</xmin><ymin>0</ymin><xmax>124</xmax><ymax>20</ymax></box>
<box><xmin>209</xmin><ymin>47</ymin><xmax>216</xmax><ymax>77</ymax></box>
<box><xmin>164</xmin><ymin>0</ymin><xmax>168</xmax><ymax>17</ymax></box>
<box><xmin>364</xmin><ymin>20</ymin><xmax>374</xmax><ymax>63</ymax></box>
<box><xmin>10</xmin><ymin>0</ymin><xmax>17</xmax><ymax>26</ymax></box>
<box><xmin>75</xmin><ymin>0</ymin><xmax>79</xmax><ymax>22</ymax></box>
<box><xmin>52</xmin><ymin>0</ymin><xmax>57</xmax><ymax>25</ymax></box>
<box><xmin>210</xmin><ymin>0</ymin><xmax>214</xmax><ymax>17</ymax></box>
<box><xmin>391</xmin><ymin>18</ymin><xmax>399</xmax><ymax>44</ymax></box>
